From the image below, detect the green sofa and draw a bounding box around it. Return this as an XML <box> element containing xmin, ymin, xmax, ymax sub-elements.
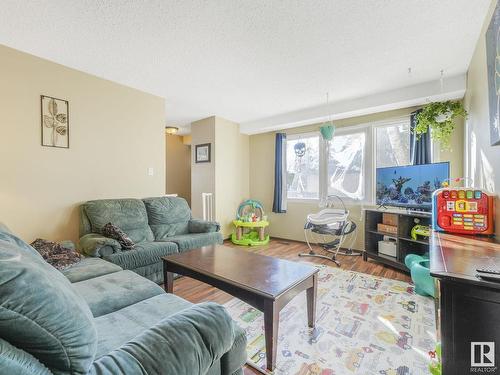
<box><xmin>79</xmin><ymin>196</ymin><xmax>223</xmax><ymax>284</ymax></box>
<box><xmin>0</xmin><ymin>224</ymin><xmax>247</xmax><ymax>375</ymax></box>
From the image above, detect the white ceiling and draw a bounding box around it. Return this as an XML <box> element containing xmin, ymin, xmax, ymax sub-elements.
<box><xmin>0</xmin><ymin>0</ymin><xmax>492</xmax><ymax>134</ymax></box>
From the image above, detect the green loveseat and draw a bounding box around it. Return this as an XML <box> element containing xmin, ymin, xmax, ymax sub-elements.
<box><xmin>79</xmin><ymin>196</ymin><xmax>223</xmax><ymax>284</ymax></box>
<box><xmin>0</xmin><ymin>224</ymin><xmax>247</xmax><ymax>375</ymax></box>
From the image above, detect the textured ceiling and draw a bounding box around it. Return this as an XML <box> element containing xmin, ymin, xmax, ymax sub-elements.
<box><xmin>0</xmin><ymin>0</ymin><xmax>492</xmax><ymax>132</ymax></box>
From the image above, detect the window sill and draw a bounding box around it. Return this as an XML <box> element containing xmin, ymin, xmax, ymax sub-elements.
<box><xmin>286</xmin><ymin>198</ymin><xmax>320</xmax><ymax>204</ymax></box>
<box><xmin>286</xmin><ymin>198</ymin><xmax>374</xmax><ymax>206</ymax></box>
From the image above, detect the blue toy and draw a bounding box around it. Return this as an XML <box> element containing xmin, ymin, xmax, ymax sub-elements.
<box><xmin>405</xmin><ymin>254</ymin><xmax>435</xmax><ymax>297</ymax></box>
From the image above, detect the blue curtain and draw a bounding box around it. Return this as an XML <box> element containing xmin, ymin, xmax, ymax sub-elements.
<box><xmin>410</xmin><ymin>109</ymin><xmax>431</xmax><ymax>165</ymax></box>
<box><xmin>272</xmin><ymin>133</ymin><xmax>287</xmax><ymax>213</ymax></box>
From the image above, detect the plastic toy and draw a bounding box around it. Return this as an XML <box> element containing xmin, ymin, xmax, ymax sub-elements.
<box><xmin>404</xmin><ymin>254</ymin><xmax>435</xmax><ymax>297</ymax></box>
<box><xmin>432</xmin><ymin>178</ymin><xmax>495</xmax><ymax>235</ymax></box>
<box><xmin>428</xmin><ymin>343</ymin><xmax>442</xmax><ymax>375</ymax></box>
<box><xmin>411</xmin><ymin>224</ymin><xmax>430</xmax><ymax>240</ymax></box>
<box><xmin>231</xmin><ymin>199</ymin><xmax>269</xmax><ymax>246</ymax></box>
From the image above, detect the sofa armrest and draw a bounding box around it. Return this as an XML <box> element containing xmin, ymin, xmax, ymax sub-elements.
<box><xmin>89</xmin><ymin>302</ymin><xmax>235</xmax><ymax>375</ymax></box>
<box><xmin>189</xmin><ymin>219</ymin><xmax>220</xmax><ymax>233</ymax></box>
<box><xmin>79</xmin><ymin>233</ymin><xmax>122</xmax><ymax>257</ymax></box>
<box><xmin>0</xmin><ymin>338</ymin><xmax>53</xmax><ymax>375</ymax></box>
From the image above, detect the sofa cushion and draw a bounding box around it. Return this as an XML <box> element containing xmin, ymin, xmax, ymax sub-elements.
<box><xmin>103</xmin><ymin>241</ymin><xmax>178</xmax><ymax>270</ymax></box>
<box><xmin>83</xmin><ymin>199</ymin><xmax>154</xmax><ymax>243</ymax></box>
<box><xmin>62</xmin><ymin>257</ymin><xmax>123</xmax><ymax>283</ymax></box>
<box><xmin>130</xmin><ymin>261</ymin><xmax>165</xmax><ymax>284</ymax></box>
<box><xmin>72</xmin><ymin>270</ymin><xmax>165</xmax><ymax>317</ymax></box>
<box><xmin>165</xmin><ymin>232</ymin><xmax>223</xmax><ymax>252</ymax></box>
<box><xmin>221</xmin><ymin>323</ymin><xmax>248</xmax><ymax>375</ymax></box>
<box><xmin>189</xmin><ymin>219</ymin><xmax>220</xmax><ymax>233</ymax></box>
<box><xmin>91</xmin><ymin>302</ymin><xmax>236</xmax><ymax>375</ymax></box>
<box><xmin>143</xmin><ymin>196</ymin><xmax>191</xmax><ymax>239</ymax></box>
<box><xmin>0</xmin><ymin>232</ymin><xmax>97</xmax><ymax>374</ymax></box>
<box><xmin>0</xmin><ymin>228</ymin><xmax>42</xmax><ymax>259</ymax></box>
<box><xmin>0</xmin><ymin>338</ymin><xmax>52</xmax><ymax>375</ymax></box>
<box><xmin>79</xmin><ymin>233</ymin><xmax>121</xmax><ymax>257</ymax></box>
<box><xmin>93</xmin><ymin>293</ymin><xmax>192</xmax><ymax>358</ymax></box>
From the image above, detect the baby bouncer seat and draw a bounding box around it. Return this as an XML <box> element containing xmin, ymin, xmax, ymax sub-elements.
<box><xmin>299</xmin><ymin>195</ymin><xmax>360</xmax><ymax>266</ymax></box>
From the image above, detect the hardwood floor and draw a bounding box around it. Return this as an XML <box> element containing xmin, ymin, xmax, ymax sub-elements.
<box><xmin>171</xmin><ymin>239</ymin><xmax>410</xmax><ymax>375</ymax></box>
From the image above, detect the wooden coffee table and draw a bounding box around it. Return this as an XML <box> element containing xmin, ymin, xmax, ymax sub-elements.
<box><xmin>162</xmin><ymin>244</ymin><xmax>318</xmax><ymax>372</ymax></box>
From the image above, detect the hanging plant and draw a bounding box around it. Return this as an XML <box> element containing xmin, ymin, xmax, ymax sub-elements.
<box><xmin>320</xmin><ymin>124</ymin><xmax>335</xmax><ymax>141</ymax></box>
<box><xmin>413</xmin><ymin>100</ymin><xmax>467</xmax><ymax>150</ymax></box>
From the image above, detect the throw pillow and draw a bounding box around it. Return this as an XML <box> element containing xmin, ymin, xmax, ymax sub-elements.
<box><xmin>101</xmin><ymin>222</ymin><xmax>135</xmax><ymax>249</ymax></box>
<box><xmin>30</xmin><ymin>239</ymin><xmax>82</xmax><ymax>270</ymax></box>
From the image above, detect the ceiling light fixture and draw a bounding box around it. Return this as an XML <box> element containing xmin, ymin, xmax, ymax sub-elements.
<box><xmin>165</xmin><ymin>126</ymin><xmax>179</xmax><ymax>135</ymax></box>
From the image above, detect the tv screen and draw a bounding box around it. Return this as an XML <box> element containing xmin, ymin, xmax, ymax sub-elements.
<box><xmin>376</xmin><ymin>162</ymin><xmax>450</xmax><ymax>210</ymax></box>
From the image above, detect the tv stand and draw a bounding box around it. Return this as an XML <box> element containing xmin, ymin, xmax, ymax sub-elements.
<box><xmin>363</xmin><ymin>208</ymin><xmax>431</xmax><ymax>271</ymax></box>
<box><xmin>406</xmin><ymin>209</ymin><xmax>431</xmax><ymax>217</ymax></box>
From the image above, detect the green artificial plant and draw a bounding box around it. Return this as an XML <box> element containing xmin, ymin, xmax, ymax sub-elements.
<box><xmin>414</xmin><ymin>100</ymin><xmax>467</xmax><ymax>150</ymax></box>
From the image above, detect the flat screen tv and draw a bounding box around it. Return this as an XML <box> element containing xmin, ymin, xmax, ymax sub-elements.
<box><xmin>376</xmin><ymin>162</ymin><xmax>450</xmax><ymax>211</ymax></box>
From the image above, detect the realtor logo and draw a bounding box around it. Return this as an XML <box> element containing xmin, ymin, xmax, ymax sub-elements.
<box><xmin>471</xmin><ymin>342</ymin><xmax>495</xmax><ymax>367</ymax></box>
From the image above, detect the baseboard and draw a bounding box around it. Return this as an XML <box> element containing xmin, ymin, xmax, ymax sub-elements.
<box><xmin>224</xmin><ymin>236</ymin><xmax>363</xmax><ymax>253</ymax></box>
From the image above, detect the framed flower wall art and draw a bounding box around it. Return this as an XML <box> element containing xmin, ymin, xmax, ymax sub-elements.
<box><xmin>41</xmin><ymin>95</ymin><xmax>69</xmax><ymax>148</ymax></box>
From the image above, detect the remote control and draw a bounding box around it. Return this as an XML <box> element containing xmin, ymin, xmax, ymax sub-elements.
<box><xmin>476</xmin><ymin>267</ymin><xmax>500</xmax><ymax>275</ymax></box>
<box><xmin>476</xmin><ymin>273</ymin><xmax>500</xmax><ymax>282</ymax></box>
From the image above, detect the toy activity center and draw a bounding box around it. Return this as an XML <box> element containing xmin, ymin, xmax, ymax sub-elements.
<box><xmin>231</xmin><ymin>199</ymin><xmax>270</xmax><ymax>246</ymax></box>
<box><xmin>433</xmin><ymin>187</ymin><xmax>495</xmax><ymax>235</ymax></box>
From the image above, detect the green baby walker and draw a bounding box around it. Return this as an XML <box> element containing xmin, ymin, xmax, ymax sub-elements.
<box><xmin>231</xmin><ymin>199</ymin><xmax>270</xmax><ymax>246</ymax></box>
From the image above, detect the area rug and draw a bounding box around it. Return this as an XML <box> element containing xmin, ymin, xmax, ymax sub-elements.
<box><xmin>223</xmin><ymin>265</ymin><xmax>436</xmax><ymax>375</ymax></box>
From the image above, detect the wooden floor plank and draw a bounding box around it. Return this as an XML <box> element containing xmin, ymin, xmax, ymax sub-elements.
<box><xmin>171</xmin><ymin>238</ymin><xmax>410</xmax><ymax>375</ymax></box>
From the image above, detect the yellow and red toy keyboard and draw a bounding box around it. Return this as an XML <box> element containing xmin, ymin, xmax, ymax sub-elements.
<box><xmin>432</xmin><ymin>188</ymin><xmax>495</xmax><ymax>235</ymax></box>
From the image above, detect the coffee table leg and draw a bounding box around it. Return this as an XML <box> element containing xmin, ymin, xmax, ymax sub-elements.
<box><xmin>165</xmin><ymin>270</ymin><xmax>174</xmax><ymax>293</ymax></box>
<box><xmin>306</xmin><ymin>273</ymin><xmax>317</xmax><ymax>328</ymax></box>
<box><xmin>263</xmin><ymin>299</ymin><xmax>278</xmax><ymax>371</ymax></box>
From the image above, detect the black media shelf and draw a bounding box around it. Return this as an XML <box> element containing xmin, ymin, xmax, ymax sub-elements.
<box><xmin>363</xmin><ymin>208</ymin><xmax>431</xmax><ymax>272</ymax></box>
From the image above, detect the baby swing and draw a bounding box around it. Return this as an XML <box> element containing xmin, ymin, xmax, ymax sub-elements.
<box><xmin>296</xmin><ymin>99</ymin><xmax>360</xmax><ymax>266</ymax></box>
<box><xmin>299</xmin><ymin>194</ymin><xmax>360</xmax><ymax>266</ymax></box>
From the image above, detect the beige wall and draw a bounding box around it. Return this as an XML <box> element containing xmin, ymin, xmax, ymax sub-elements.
<box><xmin>249</xmin><ymin>107</ymin><xmax>464</xmax><ymax>248</ymax></box>
<box><xmin>433</xmin><ymin>116</ymin><xmax>465</xmax><ymax>180</ymax></box>
<box><xmin>464</xmin><ymin>0</ymin><xmax>500</xmax><ymax>236</ymax></box>
<box><xmin>0</xmin><ymin>44</ymin><xmax>166</xmax><ymax>242</ymax></box>
<box><xmin>190</xmin><ymin>117</ymin><xmax>216</xmax><ymax>218</ymax></box>
<box><xmin>190</xmin><ymin>116</ymin><xmax>250</xmax><ymax>238</ymax></box>
<box><xmin>166</xmin><ymin>134</ymin><xmax>191</xmax><ymax>204</ymax></box>
<box><xmin>214</xmin><ymin>117</ymin><xmax>250</xmax><ymax>238</ymax></box>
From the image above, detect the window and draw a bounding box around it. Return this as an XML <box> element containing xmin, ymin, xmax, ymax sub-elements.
<box><xmin>375</xmin><ymin>120</ymin><xmax>410</xmax><ymax>168</ymax></box>
<box><xmin>327</xmin><ymin>131</ymin><xmax>366</xmax><ymax>200</ymax></box>
<box><xmin>286</xmin><ymin>134</ymin><xmax>320</xmax><ymax>199</ymax></box>
<box><xmin>284</xmin><ymin>116</ymin><xmax>412</xmax><ymax>203</ymax></box>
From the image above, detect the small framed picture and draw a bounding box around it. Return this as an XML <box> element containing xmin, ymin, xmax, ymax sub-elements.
<box><xmin>41</xmin><ymin>95</ymin><xmax>69</xmax><ymax>148</ymax></box>
<box><xmin>195</xmin><ymin>143</ymin><xmax>211</xmax><ymax>163</ymax></box>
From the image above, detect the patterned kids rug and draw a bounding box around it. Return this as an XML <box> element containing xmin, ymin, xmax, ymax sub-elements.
<box><xmin>223</xmin><ymin>265</ymin><xmax>436</xmax><ymax>375</ymax></box>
